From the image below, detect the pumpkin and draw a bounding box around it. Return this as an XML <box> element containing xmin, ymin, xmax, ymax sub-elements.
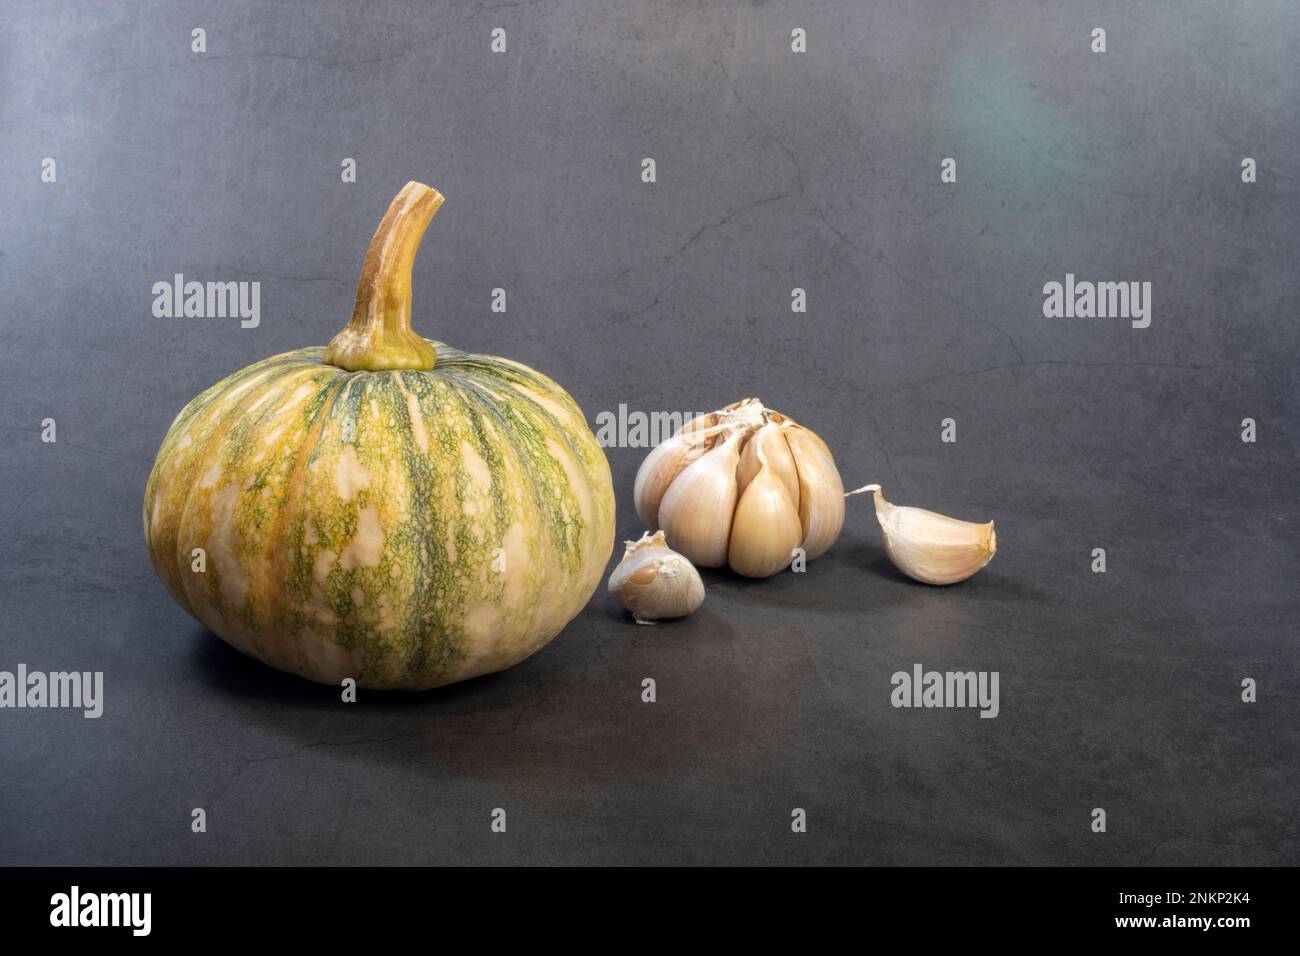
<box><xmin>144</xmin><ymin>183</ymin><xmax>615</xmax><ymax>690</ymax></box>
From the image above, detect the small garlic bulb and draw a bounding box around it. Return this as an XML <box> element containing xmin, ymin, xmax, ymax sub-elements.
<box><xmin>607</xmin><ymin>531</ymin><xmax>705</xmax><ymax>623</ymax></box>
<box><xmin>849</xmin><ymin>484</ymin><xmax>996</xmax><ymax>585</ymax></box>
<box><xmin>633</xmin><ymin>399</ymin><xmax>847</xmax><ymax>577</ymax></box>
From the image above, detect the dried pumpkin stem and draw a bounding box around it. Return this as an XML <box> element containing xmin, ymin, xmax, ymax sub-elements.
<box><xmin>325</xmin><ymin>181</ymin><xmax>443</xmax><ymax>372</ymax></box>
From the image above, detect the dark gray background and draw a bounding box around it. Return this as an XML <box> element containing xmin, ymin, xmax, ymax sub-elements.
<box><xmin>2</xmin><ymin>0</ymin><xmax>1297</xmax><ymax>865</ymax></box>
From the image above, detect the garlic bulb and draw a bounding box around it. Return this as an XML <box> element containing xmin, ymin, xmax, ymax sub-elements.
<box><xmin>607</xmin><ymin>531</ymin><xmax>705</xmax><ymax>623</ymax></box>
<box><xmin>634</xmin><ymin>399</ymin><xmax>847</xmax><ymax>576</ymax></box>
<box><xmin>849</xmin><ymin>484</ymin><xmax>996</xmax><ymax>585</ymax></box>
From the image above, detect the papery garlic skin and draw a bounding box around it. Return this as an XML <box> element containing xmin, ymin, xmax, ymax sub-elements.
<box><xmin>853</xmin><ymin>484</ymin><xmax>996</xmax><ymax>585</ymax></box>
<box><xmin>608</xmin><ymin>531</ymin><xmax>705</xmax><ymax>622</ymax></box>
<box><xmin>718</xmin><ymin>398</ymin><xmax>767</xmax><ymax>430</ymax></box>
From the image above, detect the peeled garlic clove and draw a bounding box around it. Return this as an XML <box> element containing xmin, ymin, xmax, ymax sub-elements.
<box><xmin>658</xmin><ymin>428</ymin><xmax>744</xmax><ymax>567</ymax></box>
<box><xmin>854</xmin><ymin>484</ymin><xmax>996</xmax><ymax>585</ymax></box>
<box><xmin>634</xmin><ymin>427</ymin><xmax>715</xmax><ymax>528</ymax></box>
<box><xmin>784</xmin><ymin>425</ymin><xmax>845</xmax><ymax>560</ymax></box>
<box><xmin>728</xmin><ymin>439</ymin><xmax>803</xmax><ymax>578</ymax></box>
<box><xmin>608</xmin><ymin>530</ymin><xmax>705</xmax><ymax>622</ymax></box>
<box><xmin>737</xmin><ymin>423</ymin><xmax>800</xmax><ymax>508</ymax></box>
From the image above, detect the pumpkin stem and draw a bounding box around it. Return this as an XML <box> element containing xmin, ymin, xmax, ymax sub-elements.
<box><xmin>325</xmin><ymin>181</ymin><xmax>443</xmax><ymax>372</ymax></box>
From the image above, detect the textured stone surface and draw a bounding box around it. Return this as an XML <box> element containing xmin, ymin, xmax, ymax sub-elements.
<box><xmin>1</xmin><ymin>0</ymin><xmax>1296</xmax><ymax>864</ymax></box>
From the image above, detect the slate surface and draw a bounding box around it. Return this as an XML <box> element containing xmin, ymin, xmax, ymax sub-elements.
<box><xmin>1</xmin><ymin>0</ymin><xmax>1297</xmax><ymax>865</ymax></box>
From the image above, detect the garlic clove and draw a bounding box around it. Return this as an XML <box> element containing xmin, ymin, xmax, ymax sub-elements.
<box><xmin>634</xmin><ymin>425</ymin><xmax>721</xmax><ymax>528</ymax></box>
<box><xmin>784</xmin><ymin>425</ymin><xmax>846</xmax><ymax>560</ymax></box>
<box><xmin>728</xmin><ymin>440</ymin><xmax>803</xmax><ymax>578</ymax></box>
<box><xmin>657</xmin><ymin>428</ymin><xmax>744</xmax><ymax>567</ymax></box>
<box><xmin>851</xmin><ymin>484</ymin><xmax>996</xmax><ymax>585</ymax></box>
<box><xmin>736</xmin><ymin>423</ymin><xmax>800</xmax><ymax>508</ymax></box>
<box><xmin>608</xmin><ymin>530</ymin><xmax>705</xmax><ymax>622</ymax></box>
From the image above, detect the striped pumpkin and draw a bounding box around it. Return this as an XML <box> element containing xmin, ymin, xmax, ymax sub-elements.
<box><xmin>144</xmin><ymin>183</ymin><xmax>615</xmax><ymax>690</ymax></box>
